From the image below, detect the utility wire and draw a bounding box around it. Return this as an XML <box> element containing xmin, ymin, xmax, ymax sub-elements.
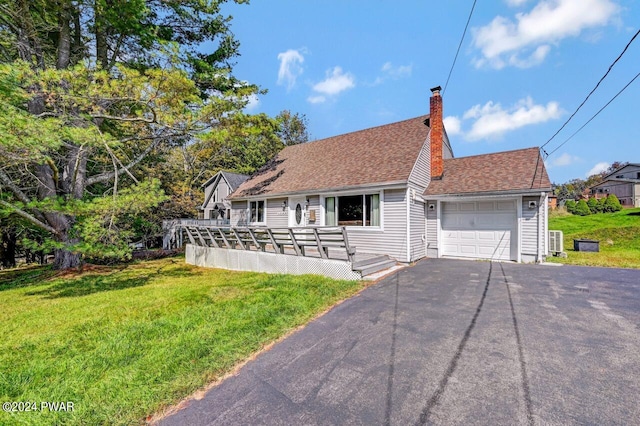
<box><xmin>546</xmin><ymin>71</ymin><xmax>640</xmax><ymax>158</ymax></box>
<box><xmin>442</xmin><ymin>0</ymin><xmax>478</xmax><ymax>95</ymax></box>
<box><xmin>540</xmin><ymin>28</ymin><xmax>640</xmax><ymax>151</ymax></box>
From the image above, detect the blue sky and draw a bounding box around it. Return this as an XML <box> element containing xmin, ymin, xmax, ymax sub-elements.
<box><xmin>221</xmin><ymin>0</ymin><xmax>639</xmax><ymax>184</ymax></box>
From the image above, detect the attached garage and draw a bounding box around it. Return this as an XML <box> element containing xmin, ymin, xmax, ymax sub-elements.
<box><xmin>440</xmin><ymin>200</ymin><xmax>517</xmax><ymax>261</ymax></box>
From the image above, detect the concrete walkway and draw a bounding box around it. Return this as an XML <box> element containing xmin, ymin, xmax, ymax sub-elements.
<box><xmin>158</xmin><ymin>258</ymin><xmax>640</xmax><ymax>425</ymax></box>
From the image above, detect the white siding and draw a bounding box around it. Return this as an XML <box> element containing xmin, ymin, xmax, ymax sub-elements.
<box><xmin>409</xmin><ymin>190</ymin><xmax>426</xmax><ymax>261</ymax></box>
<box><xmin>203</xmin><ymin>178</ymin><xmax>231</xmax><ymax>219</ymax></box>
<box><xmin>345</xmin><ymin>189</ymin><xmax>407</xmax><ymax>261</ymax></box>
<box><xmin>426</xmin><ymin>200</ymin><xmax>437</xmax><ymax>254</ymax></box>
<box><xmin>521</xmin><ymin>196</ymin><xmax>540</xmax><ymax>257</ymax></box>
<box><xmin>408</xmin><ymin>137</ymin><xmax>431</xmax><ymax>189</ymax></box>
<box><xmin>266</xmin><ymin>198</ymin><xmax>288</xmax><ymax>227</ymax></box>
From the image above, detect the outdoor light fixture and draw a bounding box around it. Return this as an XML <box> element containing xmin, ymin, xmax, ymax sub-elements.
<box><xmin>305</xmin><ymin>198</ymin><xmax>310</xmax><ymax>208</ymax></box>
<box><xmin>282</xmin><ymin>200</ymin><xmax>287</xmax><ymax>211</ymax></box>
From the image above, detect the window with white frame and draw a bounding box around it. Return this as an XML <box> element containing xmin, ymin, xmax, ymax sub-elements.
<box><xmin>325</xmin><ymin>193</ymin><xmax>380</xmax><ymax>227</ymax></box>
<box><xmin>249</xmin><ymin>200</ymin><xmax>265</xmax><ymax>223</ymax></box>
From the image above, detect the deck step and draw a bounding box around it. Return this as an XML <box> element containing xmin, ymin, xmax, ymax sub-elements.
<box><xmin>353</xmin><ymin>258</ymin><xmax>397</xmax><ymax>277</ymax></box>
<box><xmin>352</xmin><ymin>255</ymin><xmax>392</xmax><ymax>269</ymax></box>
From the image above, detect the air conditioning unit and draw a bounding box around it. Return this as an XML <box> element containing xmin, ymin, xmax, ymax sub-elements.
<box><xmin>549</xmin><ymin>230</ymin><xmax>564</xmax><ymax>254</ymax></box>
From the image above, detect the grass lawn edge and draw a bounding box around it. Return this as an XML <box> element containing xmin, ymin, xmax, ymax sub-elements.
<box><xmin>147</xmin><ymin>266</ymin><xmax>402</xmax><ymax>424</ymax></box>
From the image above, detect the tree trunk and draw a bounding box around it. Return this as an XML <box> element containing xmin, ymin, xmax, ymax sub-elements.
<box><xmin>0</xmin><ymin>229</ymin><xmax>17</xmax><ymax>268</ymax></box>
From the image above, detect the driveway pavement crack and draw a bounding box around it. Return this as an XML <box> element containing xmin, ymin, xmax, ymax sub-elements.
<box><xmin>500</xmin><ymin>262</ymin><xmax>534</xmax><ymax>426</ymax></box>
<box><xmin>415</xmin><ymin>262</ymin><xmax>493</xmax><ymax>425</ymax></box>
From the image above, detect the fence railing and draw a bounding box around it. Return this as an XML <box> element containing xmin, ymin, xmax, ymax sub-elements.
<box><xmin>181</xmin><ymin>225</ymin><xmax>356</xmax><ymax>263</ymax></box>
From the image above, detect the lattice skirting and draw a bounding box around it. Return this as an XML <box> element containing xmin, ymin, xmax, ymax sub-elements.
<box><xmin>185</xmin><ymin>244</ymin><xmax>362</xmax><ymax>280</ymax></box>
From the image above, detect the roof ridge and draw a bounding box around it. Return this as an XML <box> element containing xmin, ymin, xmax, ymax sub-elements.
<box><xmin>294</xmin><ymin>114</ymin><xmax>430</xmax><ymax>148</ymax></box>
<box><xmin>445</xmin><ymin>146</ymin><xmax>540</xmax><ymax>161</ymax></box>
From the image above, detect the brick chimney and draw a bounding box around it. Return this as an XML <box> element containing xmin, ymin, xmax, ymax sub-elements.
<box><xmin>430</xmin><ymin>85</ymin><xmax>444</xmax><ymax>179</ymax></box>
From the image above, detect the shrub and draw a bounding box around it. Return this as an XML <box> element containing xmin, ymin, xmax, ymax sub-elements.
<box><xmin>603</xmin><ymin>194</ymin><xmax>622</xmax><ymax>213</ymax></box>
<box><xmin>598</xmin><ymin>197</ymin><xmax>607</xmax><ymax>212</ymax></box>
<box><xmin>574</xmin><ymin>199</ymin><xmax>591</xmax><ymax>216</ymax></box>
<box><xmin>565</xmin><ymin>199</ymin><xmax>577</xmax><ymax>214</ymax></box>
<box><xmin>587</xmin><ymin>197</ymin><xmax>600</xmax><ymax>214</ymax></box>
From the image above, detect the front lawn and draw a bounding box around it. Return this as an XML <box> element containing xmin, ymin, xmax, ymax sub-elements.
<box><xmin>0</xmin><ymin>257</ymin><xmax>363</xmax><ymax>425</ymax></box>
<box><xmin>547</xmin><ymin>208</ymin><xmax>640</xmax><ymax>268</ymax></box>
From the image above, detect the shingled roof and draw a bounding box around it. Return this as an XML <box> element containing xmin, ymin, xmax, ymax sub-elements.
<box><xmin>424</xmin><ymin>147</ymin><xmax>551</xmax><ymax>196</ymax></box>
<box><xmin>229</xmin><ymin>116</ymin><xmax>430</xmax><ymax>199</ymax></box>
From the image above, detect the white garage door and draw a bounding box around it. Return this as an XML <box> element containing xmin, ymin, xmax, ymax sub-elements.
<box><xmin>441</xmin><ymin>200</ymin><xmax>517</xmax><ymax>261</ymax></box>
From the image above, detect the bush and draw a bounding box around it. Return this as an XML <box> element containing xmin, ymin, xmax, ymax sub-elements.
<box><xmin>587</xmin><ymin>197</ymin><xmax>600</xmax><ymax>214</ymax></box>
<box><xmin>574</xmin><ymin>199</ymin><xmax>591</xmax><ymax>216</ymax></box>
<box><xmin>603</xmin><ymin>194</ymin><xmax>622</xmax><ymax>213</ymax></box>
<box><xmin>598</xmin><ymin>197</ymin><xmax>607</xmax><ymax>212</ymax></box>
<box><xmin>565</xmin><ymin>199</ymin><xmax>577</xmax><ymax>214</ymax></box>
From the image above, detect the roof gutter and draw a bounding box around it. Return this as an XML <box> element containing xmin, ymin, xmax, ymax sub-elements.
<box><xmin>228</xmin><ymin>180</ymin><xmax>409</xmax><ymax>201</ymax></box>
<box><xmin>424</xmin><ymin>187</ymin><xmax>552</xmax><ymax>200</ymax></box>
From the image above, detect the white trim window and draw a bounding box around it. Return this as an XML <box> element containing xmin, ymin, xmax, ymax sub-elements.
<box><xmin>249</xmin><ymin>200</ymin><xmax>265</xmax><ymax>224</ymax></box>
<box><xmin>325</xmin><ymin>193</ymin><xmax>380</xmax><ymax>227</ymax></box>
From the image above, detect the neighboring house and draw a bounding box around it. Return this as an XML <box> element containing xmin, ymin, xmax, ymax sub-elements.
<box><xmin>200</xmin><ymin>171</ymin><xmax>249</xmax><ymax>220</ymax></box>
<box><xmin>589</xmin><ymin>163</ymin><xmax>640</xmax><ymax>207</ymax></box>
<box><xmin>227</xmin><ymin>86</ymin><xmax>551</xmax><ymax>263</ymax></box>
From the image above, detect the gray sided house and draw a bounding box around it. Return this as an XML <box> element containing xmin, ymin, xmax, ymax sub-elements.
<box><xmin>200</xmin><ymin>171</ymin><xmax>249</xmax><ymax>220</ymax></box>
<box><xmin>589</xmin><ymin>163</ymin><xmax>640</xmax><ymax>207</ymax></box>
<box><xmin>227</xmin><ymin>87</ymin><xmax>552</xmax><ymax>263</ymax></box>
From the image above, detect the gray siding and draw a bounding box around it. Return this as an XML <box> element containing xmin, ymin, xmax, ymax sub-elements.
<box><xmin>203</xmin><ymin>178</ymin><xmax>231</xmax><ymax>219</ymax></box>
<box><xmin>345</xmin><ymin>189</ymin><xmax>407</xmax><ymax>261</ymax></box>
<box><xmin>443</xmin><ymin>131</ymin><xmax>454</xmax><ymax>159</ymax></box>
<box><xmin>230</xmin><ymin>201</ymin><xmax>248</xmax><ymax>226</ymax></box>
<box><xmin>266</xmin><ymin>198</ymin><xmax>288</xmax><ymax>228</ymax></box>
<box><xmin>426</xmin><ymin>200</ymin><xmax>437</xmax><ymax>254</ymax></box>
<box><xmin>522</xmin><ymin>195</ymin><xmax>548</xmax><ymax>258</ymax></box>
<box><xmin>306</xmin><ymin>195</ymin><xmax>320</xmax><ymax>226</ymax></box>
<box><xmin>521</xmin><ymin>197</ymin><xmax>538</xmax><ymax>255</ymax></box>
<box><xmin>409</xmin><ymin>186</ymin><xmax>426</xmax><ymax>261</ymax></box>
<box><xmin>408</xmin><ymin>137</ymin><xmax>431</xmax><ymax>189</ymax></box>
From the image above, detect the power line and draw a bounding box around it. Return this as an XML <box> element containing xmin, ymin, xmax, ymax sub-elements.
<box><xmin>442</xmin><ymin>0</ymin><xmax>478</xmax><ymax>95</ymax></box>
<box><xmin>546</xmin><ymin>71</ymin><xmax>640</xmax><ymax>158</ymax></box>
<box><xmin>540</xmin><ymin>28</ymin><xmax>640</xmax><ymax>150</ymax></box>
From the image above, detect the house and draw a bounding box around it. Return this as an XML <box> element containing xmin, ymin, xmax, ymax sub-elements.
<box><xmin>589</xmin><ymin>163</ymin><xmax>640</xmax><ymax>207</ymax></box>
<box><xmin>226</xmin><ymin>86</ymin><xmax>551</xmax><ymax>263</ymax></box>
<box><xmin>200</xmin><ymin>171</ymin><xmax>249</xmax><ymax>220</ymax></box>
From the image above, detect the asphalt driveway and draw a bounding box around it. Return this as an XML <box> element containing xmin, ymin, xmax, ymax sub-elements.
<box><xmin>158</xmin><ymin>259</ymin><xmax>640</xmax><ymax>425</ymax></box>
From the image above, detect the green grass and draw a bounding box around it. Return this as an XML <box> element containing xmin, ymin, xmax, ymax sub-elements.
<box><xmin>0</xmin><ymin>257</ymin><xmax>364</xmax><ymax>425</ymax></box>
<box><xmin>547</xmin><ymin>208</ymin><xmax>640</xmax><ymax>268</ymax></box>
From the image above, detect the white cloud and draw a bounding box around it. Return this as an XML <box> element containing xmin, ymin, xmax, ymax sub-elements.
<box><xmin>586</xmin><ymin>162</ymin><xmax>610</xmax><ymax>177</ymax></box>
<box><xmin>506</xmin><ymin>0</ymin><xmax>529</xmax><ymax>6</ymax></box>
<box><xmin>307</xmin><ymin>95</ymin><xmax>326</xmax><ymax>104</ymax></box>
<box><xmin>472</xmin><ymin>0</ymin><xmax>620</xmax><ymax>69</ymax></box>
<box><xmin>312</xmin><ymin>67</ymin><xmax>355</xmax><ymax>96</ymax></box>
<box><xmin>451</xmin><ymin>97</ymin><xmax>562</xmax><ymax>141</ymax></box>
<box><xmin>277</xmin><ymin>49</ymin><xmax>305</xmax><ymax>91</ymax></box>
<box><xmin>443</xmin><ymin>116</ymin><xmax>462</xmax><ymax>136</ymax></box>
<box><xmin>549</xmin><ymin>152</ymin><xmax>580</xmax><ymax>167</ymax></box>
<box><xmin>243</xmin><ymin>94</ymin><xmax>260</xmax><ymax>111</ymax></box>
<box><xmin>381</xmin><ymin>62</ymin><xmax>413</xmax><ymax>79</ymax></box>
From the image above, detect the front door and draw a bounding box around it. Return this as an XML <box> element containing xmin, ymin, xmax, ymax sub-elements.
<box><xmin>289</xmin><ymin>197</ymin><xmax>306</xmax><ymax>227</ymax></box>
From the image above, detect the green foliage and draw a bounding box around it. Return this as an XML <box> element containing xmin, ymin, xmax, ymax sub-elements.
<box><xmin>565</xmin><ymin>199</ymin><xmax>577</xmax><ymax>214</ymax></box>
<box><xmin>574</xmin><ymin>199</ymin><xmax>591</xmax><ymax>216</ymax></box>
<box><xmin>587</xmin><ymin>197</ymin><xmax>600</xmax><ymax>214</ymax></box>
<box><xmin>603</xmin><ymin>194</ymin><xmax>622</xmax><ymax>213</ymax></box>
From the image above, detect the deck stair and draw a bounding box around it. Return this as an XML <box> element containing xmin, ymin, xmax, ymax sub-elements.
<box><xmin>351</xmin><ymin>255</ymin><xmax>397</xmax><ymax>277</ymax></box>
